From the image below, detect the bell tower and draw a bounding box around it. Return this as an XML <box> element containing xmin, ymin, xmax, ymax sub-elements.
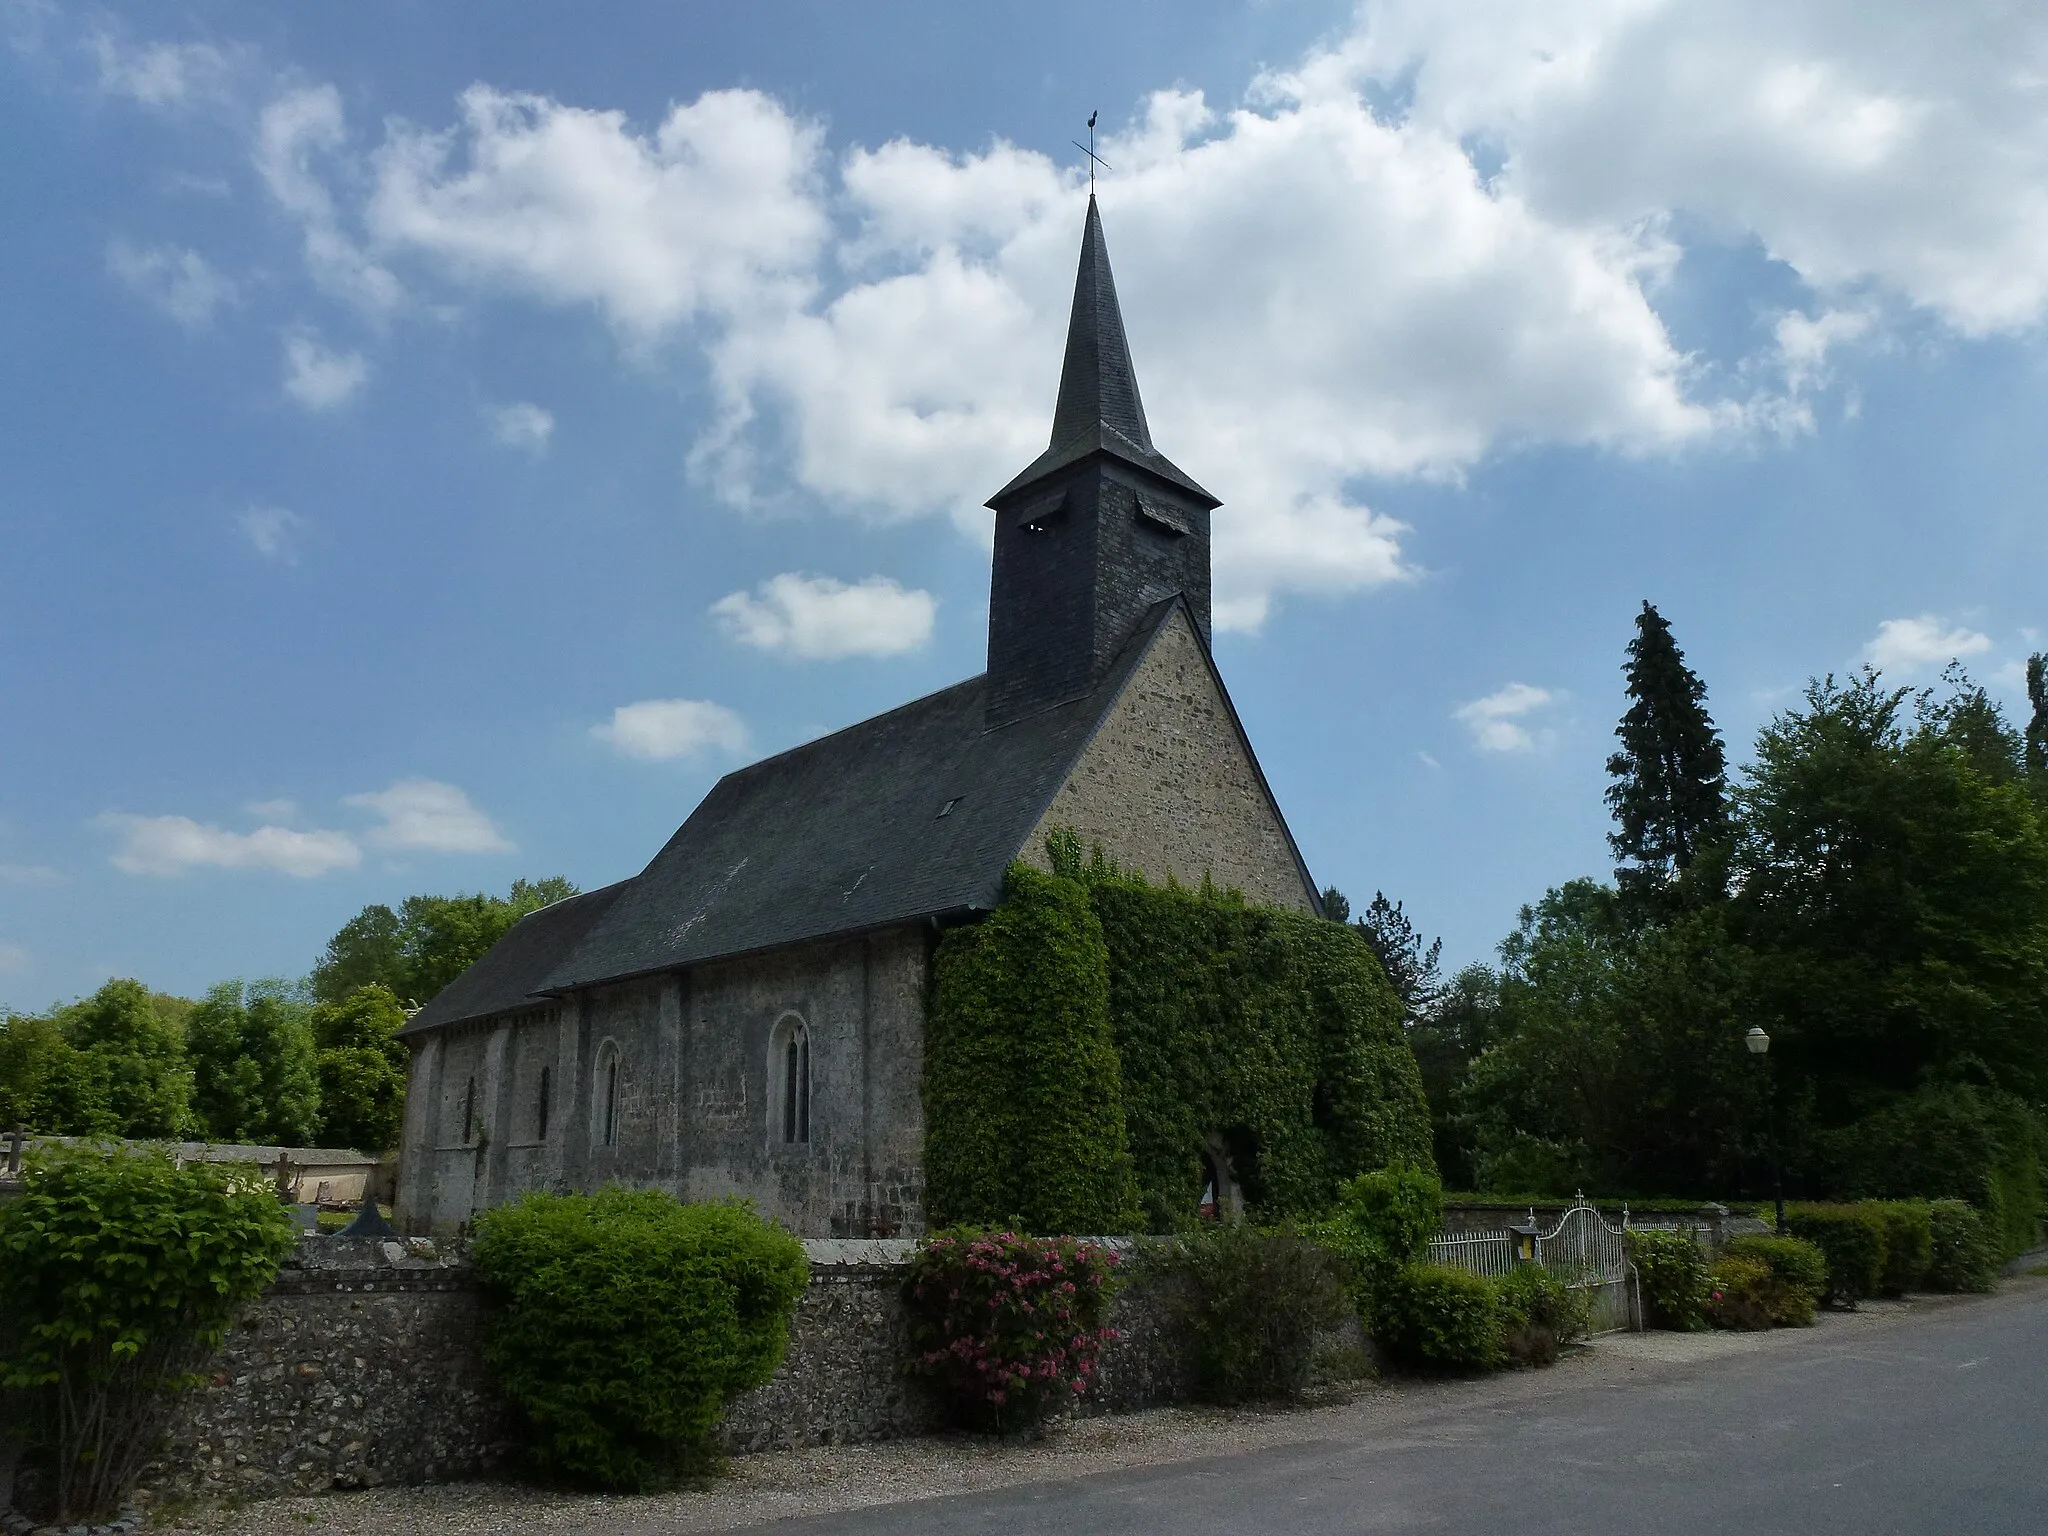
<box><xmin>984</xmin><ymin>197</ymin><xmax>1220</xmax><ymax>727</ymax></box>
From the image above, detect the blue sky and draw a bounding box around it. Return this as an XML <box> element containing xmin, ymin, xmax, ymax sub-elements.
<box><xmin>4</xmin><ymin>0</ymin><xmax>2045</xmax><ymax>1009</ymax></box>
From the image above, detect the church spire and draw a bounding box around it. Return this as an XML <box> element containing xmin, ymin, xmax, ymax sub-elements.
<box><xmin>983</xmin><ymin>196</ymin><xmax>1220</xmax><ymax>727</ymax></box>
<box><xmin>990</xmin><ymin>196</ymin><xmax>1216</xmax><ymax>507</ymax></box>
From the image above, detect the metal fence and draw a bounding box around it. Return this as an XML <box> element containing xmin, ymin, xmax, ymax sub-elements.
<box><xmin>1425</xmin><ymin>1199</ymin><xmax>1641</xmax><ymax>1335</ymax></box>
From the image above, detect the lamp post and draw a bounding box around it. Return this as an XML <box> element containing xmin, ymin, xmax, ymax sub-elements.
<box><xmin>1745</xmin><ymin>1026</ymin><xmax>1787</xmax><ymax>1234</ymax></box>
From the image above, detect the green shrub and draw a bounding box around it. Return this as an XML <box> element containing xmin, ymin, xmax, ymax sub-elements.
<box><xmin>1157</xmin><ymin>1224</ymin><xmax>1352</xmax><ymax>1403</ymax></box>
<box><xmin>1785</xmin><ymin>1205</ymin><xmax>1888</xmax><ymax>1307</ymax></box>
<box><xmin>1721</xmin><ymin>1234</ymin><xmax>1827</xmax><ymax>1325</ymax></box>
<box><xmin>1704</xmin><ymin>1255</ymin><xmax>1777</xmax><ymax>1330</ymax></box>
<box><xmin>1492</xmin><ymin>1265</ymin><xmax>1589</xmax><ymax>1366</ymax></box>
<box><xmin>471</xmin><ymin>1188</ymin><xmax>809</xmax><ymax>1489</ymax></box>
<box><xmin>1314</xmin><ymin>1163</ymin><xmax>1443</xmax><ymax>1311</ymax></box>
<box><xmin>903</xmin><ymin>1231</ymin><xmax>1121</xmax><ymax>1431</ymax></box>
<box><xmin>1870</xmin><ymin>1203</ymin><xmax>1933</xmax><ymax>1296</ymax></box>
<box><xmin>1624</xmin><ymin>1228</ymin><xmax>1711</xmax><ymax>1330</ymax></box>
<box><xmin>922</xmin><ymin>863</ymin><xmax>1141</xmax><ymax>1233</ymax></box>
<box><xmin>0</xmin><ymin>1144</ymin><xmax>297</xmax><ymax>1523</ymax></box>
<box><xmin>1925</xmin><ymin>1200</ymin><xmax>1999</xmax><ymax>1293</ymax></box>
<box><xmin>1372</xmin><ymin>1263</ymin><xmax>1501</xmax><ymax>1373</ymax></box>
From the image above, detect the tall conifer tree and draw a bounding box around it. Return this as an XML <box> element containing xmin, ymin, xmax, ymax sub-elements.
<box><xmin>2026</xmin><ymin>653</ymin><xmax>2048</xmax><ymax>792</ymax></box>
<box><xmin>1605</xmin><ymin>602</ymin><xmax>1729</xmax><ymax>903</ymax></box>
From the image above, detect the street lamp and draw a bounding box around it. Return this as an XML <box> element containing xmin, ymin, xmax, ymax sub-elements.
<box><xmin>1745</xmin><ymin>1026</ymin><xmax>1787</xmax><ymax>1234</ymax></box>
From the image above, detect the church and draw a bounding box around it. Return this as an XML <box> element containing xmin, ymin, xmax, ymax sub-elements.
<box><xmin>394</xmin><ymin>199</ymin><xmax>1324</xmax><ymax>1238</ymax></box>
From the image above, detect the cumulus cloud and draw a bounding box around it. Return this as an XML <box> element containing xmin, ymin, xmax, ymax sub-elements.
<box><xmin>1454</xmin><ymin>681</ymin><xmax>1555</xmax><ymax>753</ymax></box>
<box><xmin>344</xmin><ymin>778</ymin><xmax>513</xmax><ymax>854</ymax></box>
<box><xmin>366</xmin><ymin>86</ymin><xmax>826</xmax><ymax>336</ymax></box>
<box><xmin>487</xmin><ymin>401</ymin><xmax>554</xmax><ymax>453</ymax></box>
<box><xmin>592</xmin><ymin>699</ymin><xmax>749</xmax><ymax>761</ymax></box>
<box><xmin>99</xmin><ymin>812</ymin><xmax>362</xmax><ymax>877</ymax></box>
<box><xmin>281</xmin><ymin>331</ymin><xmax>368</xmax><ymax>410</ymax></box>
<box><xmin>711</xmin><ymin>573</ymin><xmax>936</xmax><ymax>660</ymax></box>
<box><xmin>204</xmin><ymin>0</ymin><xmax>2048</xmax><ymax>626</ymax></box>
<box><xmin>1862</xmin><ymin>614</ymin><xmax>1993</xmax><ymax>675</ymax></box>
<box><xmin>106</xmin><ymin>240</ymin><xmax>235</xmax><ymax>327</ymax></box>
<box><xmin>239</xmin><ymin>506</ymin><xmax>304</xmax><ymax>561</ymax></box>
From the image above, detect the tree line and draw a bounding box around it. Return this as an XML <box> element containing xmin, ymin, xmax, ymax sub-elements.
<box><xmin>0</xmin><ymin>877</ymin><xmax>576</xmax><ymax>1154</ymax></box>
<box><xmin>1332</xmin><ymin>606</ymin><xmax>2048</xmax><ymax>1223</ymax></box>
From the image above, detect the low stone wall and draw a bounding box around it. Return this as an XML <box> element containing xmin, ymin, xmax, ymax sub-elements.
<box><xmin>129</xmin><ymin>1234</ymin><xmax>1361</xmax><ymax>1500</ymax></box>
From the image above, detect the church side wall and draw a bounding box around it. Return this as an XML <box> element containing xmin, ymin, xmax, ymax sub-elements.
<box><xmin>1024</xmin><ymin>607</ymin><xmax>1315</xmax><ymax>910</ymax></box>
<box><xmin>398</xmin><ymin>927</ymin><xmax>928</xmax><ymax>1238</ymax></box>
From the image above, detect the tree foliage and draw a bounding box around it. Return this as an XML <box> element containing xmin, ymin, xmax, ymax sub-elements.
<box><xmin>186</xmin><ymin>981</ymin><xmax>321</xmax><ymax>1147</ymax></box>
<box><xmin>1604</xmin><ymin>601</ymin><xmax>1729</xmax><ymax>907</ymax></box>
<box><xmin>0</xmin><ymin>1144</ymin><xmax>295</xmax><ymax>1522</ymax></box>
<box><xmin>1353</xmin><ymin>891</ymin><xmax>1443</xmax><ymax>1025</ymax></box>
<box><xmin>49</xmin><ymin>981</ymin><xmax>193</xmax><ymax>1139</ymax></box>
<box><xmin>311</xmin><ymin>876</ymin><xmax>579</xmax><ymax>1006</ymax></box>
<box><xmin>311</xmin><ymin>984</ymin><xmax>411</xmax><ymax>1153</ymax></box>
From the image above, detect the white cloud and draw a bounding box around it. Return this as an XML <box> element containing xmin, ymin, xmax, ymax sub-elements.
<box><xmin>592</xmin><ymin>699</ymin><xmax>749</xmax><ymax>761</ymax></box>
<box><xmin>208</xmin><ymin>1</ymin><xmax>2048</xmax><ymax>627</ymax></box>
<box><xmin>488</xmin><ymin>401</ymin><xmax>554</xmax><ymax>454</ymax></box>
<box><xmin>106</xmin><ymin>240</ymin><xmax>235</xmax><ymax>327</ymax></box>
<box><xmin>344</xmin><ymin>779</ymin><xmax>513</xmax><ymax>854</ymax></box>
<box><xmin>282</xmin><ymin>331</ymin><xmax>368</xmax><ymax>410</ymax></box>
<box><xmin>257</xmin><ymin>86</ymin><xmax>402</xmax><ymax>313</ymax></box>
<box><xmin>245</xmin><ymin>797</ymin><xmax>299</xmax><ymax>822</ymax></box>
<box><xmin>366</xmin><ymin>86</ymin><xmax>826</xmax><ymax>336</ymax></box>
<box><xmin>1862</xmin><ymin>614</ymin><xmax>1994</xmax><ymax>675</ymax></box>
<box><xmin>91</xmin><ymin>34</ymin><xmax>234</xmax><ymax>108</ymax></box>
<box><xmin>238</xmin><ymin>506</ymin><xmax>304</xmax><ymax>562</ymax></box>
<box><xmin>1454</xmin><ymin>681</ymin><xmax>1556</xmax><ymax>753</ymax></box>
<box><xmin>99</xmin><ymin>812</ymin><xmax>362</xmax><ymax>878</ymax></box>
<box><xmin>0</xmin><ymin>863</ymin><xmax>59</xmax><ymax>886</ymax></box>
<box><xmin>0</xmin><ymin>943</ymin><xmax>29</xmax><ymax>979</ymax></box>
<box><xmin>711</xmin><ymin>573</ymin><xmax>936</xmax><ymax>660</ymax></box>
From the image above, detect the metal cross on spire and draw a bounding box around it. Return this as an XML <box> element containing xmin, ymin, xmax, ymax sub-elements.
<box><xmin>1070</xmin><ymin>110</ymin><xmax>1112</xmax><ymax>195</ymax></box>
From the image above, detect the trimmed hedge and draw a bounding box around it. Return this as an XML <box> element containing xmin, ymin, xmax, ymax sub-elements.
<box><xmin>1373</xmin><ymin>1263</ymin><xmax>1501</xmax><ymax>1373</ymax></box>
<box><xmin>1311</xmin><ymin>1163</ymin><xmax>1442</xmax><ymax>1311</ymax></box>
<box><xmin>1705</xmin><ymin>1256</ymin><xmax>1777</xmax><ymax>1330</ymax></box>
<box><xmin>1871</xmin><ymin>1203</ymin><xmax>1933</xmax><ymax>1296</ymax></box>
<box><xmin>1785</xmin><ymin>1205</ymin><xmax>1888</xmax><ymax>1307</ymax></box>
<box><xmin>1927</xmin><ymin>1200</ymin><xmax>2000</xmax><ymax>1292</ymax></box>
<box><xmin>1720</xmin><ymin>1234</ymin><xmax>1828</xmax><ymax>1326</ymax></box>
<box><xmin>1625</xmin><ymin>1228</ymin><xmax>1711</xmax><ymax>1330</ymax></box>
<box><xmin>925</xmin><ymin>840</ymin><xmax>1434</xmax><ymax>1232</ymax></box>
<box><xmin>471</xmin><ymin>1189</ymin><xmax>809</xmax><ymax>1489</ymax></box>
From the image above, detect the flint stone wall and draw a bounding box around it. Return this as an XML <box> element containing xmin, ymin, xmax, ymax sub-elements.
<box><xmin>136</xmin><ymin>1235</ymin><xmax>1364</xmax><ymax>1500</ymax></box>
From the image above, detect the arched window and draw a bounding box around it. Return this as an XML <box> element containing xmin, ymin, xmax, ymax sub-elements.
<box><xmin>536</xmin><ymin>1065</ymin><xmax>551</xmax><ymax>1142</ymax></box>
<box><xmin>779</xmin><ymin>1020</ymin><xmax>811</xmax><ymax>1145</ymax></box>
<box><xmin>593</xmin><ymin>1042</ymin><xmax>621</xmax><ymax>1149</ymax></box>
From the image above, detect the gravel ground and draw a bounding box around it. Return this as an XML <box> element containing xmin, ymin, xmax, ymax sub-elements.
<box><xmin>142</xmin><ymin>1286</ymin><xmax>2022</xmax><ymax>1536</ymax></box>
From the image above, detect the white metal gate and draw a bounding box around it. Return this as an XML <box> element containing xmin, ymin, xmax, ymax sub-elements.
<box><xmin>1426</xmin><ymin>1198</ymin><xmax>1641</xmax><ymax>1335</ymax></box>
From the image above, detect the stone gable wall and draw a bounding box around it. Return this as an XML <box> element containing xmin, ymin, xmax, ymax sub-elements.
<box><xmin>1024</xmin><ymin>607</ymin><xmax>1314</xmax><ymax>910</ymax></box>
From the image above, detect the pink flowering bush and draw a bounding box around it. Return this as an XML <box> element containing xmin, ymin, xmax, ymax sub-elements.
<box><xmin>904</xmin><ymin>1231</ymin><xmax>1122</xmax><ymax>1431</ymax></box>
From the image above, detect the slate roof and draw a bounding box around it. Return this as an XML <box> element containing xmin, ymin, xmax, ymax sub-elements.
<box><xmin>539</xmin><ymin>600</ymin><xmax>1188</xmax><ymax>994</ymax></box>
<box><xmin>991</xmin><ymin>197</ymin><xmax>1218</xmax><ymax>509</ymax></box>
<box><xmin>402</xmin><ymin>880</ymin><xmax>630</xmax><ymax>1034</ymax></box>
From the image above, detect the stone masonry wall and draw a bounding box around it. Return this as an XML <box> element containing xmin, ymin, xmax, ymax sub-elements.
<box><xmin>129</xmin><ymin>1235</ymin><xmax>1362</xmax><ymax>1501</ymax></box>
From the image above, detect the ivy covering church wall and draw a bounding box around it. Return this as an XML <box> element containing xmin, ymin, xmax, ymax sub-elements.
<box><xmin>923</xmin><ymin>837</ymin><xmax>1433</xmax><ymax>1233</ymax></box>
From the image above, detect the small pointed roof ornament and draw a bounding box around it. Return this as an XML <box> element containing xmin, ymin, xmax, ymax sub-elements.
<box><xmin>338</xmin><ymin>1185</ymin><xmax>400</xmax><ymax>1240</ymax></box>
<box><xmin>990</xmin><ymin>195</ymin><xmax>1218</xmax><ymax>508</ymax></box>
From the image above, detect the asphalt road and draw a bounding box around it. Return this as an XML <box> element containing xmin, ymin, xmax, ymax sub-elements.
<box><xmin>759</xmin><ymin>1285</ymin><xmax>2047</xmax><ymax>1536</ymax></box>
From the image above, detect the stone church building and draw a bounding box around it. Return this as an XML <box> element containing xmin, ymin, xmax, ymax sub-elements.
<box><xmin>395</xmin><ymin>199</ymin><xmax>1322</xmax><ymax>1238</ymax></box>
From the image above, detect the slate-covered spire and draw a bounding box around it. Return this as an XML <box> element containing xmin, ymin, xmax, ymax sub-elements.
<box><xmin>991</xmin><ymin>196</ymin><xmax>1217</xmax><ymax>507</ymax></box>
<box><xmin>984</xmin><ymin>196</ymin><xmax>1220</xmax><ymax>727</ymax></box>
<box><xmin>1050</xmin><ymin>195</ymin><xmax>1154</xmax><ymax>458</ymax></box>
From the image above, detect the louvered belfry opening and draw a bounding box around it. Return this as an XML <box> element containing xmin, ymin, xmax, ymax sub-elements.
<box><xmin>983</xmin><ymin>196</ymin><xmax>1221</xmax><ymax>729</ymax></box>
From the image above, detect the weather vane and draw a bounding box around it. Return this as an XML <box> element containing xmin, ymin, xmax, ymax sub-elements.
<box><xmin>1071</xmin><ymin>110</ymin><xmax>1111</xmax><ymax>195</ymax></box>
